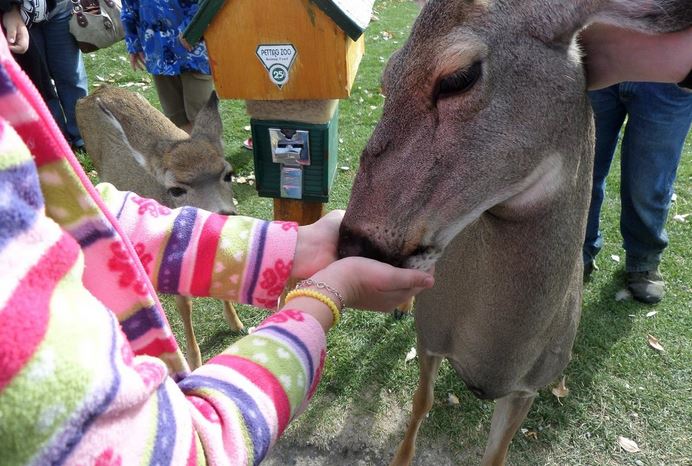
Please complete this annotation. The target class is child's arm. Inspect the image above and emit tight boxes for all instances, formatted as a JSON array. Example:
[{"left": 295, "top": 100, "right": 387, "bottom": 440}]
[
  {"left": 96, "top": 183, "right": 298, "bottom": 309},
  {"left": 0, "top": 120, "right": 327, "bottom": 466}
]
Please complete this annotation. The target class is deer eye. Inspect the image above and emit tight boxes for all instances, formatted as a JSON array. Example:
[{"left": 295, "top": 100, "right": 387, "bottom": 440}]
[
  {"left": 223, "top": 172, "right": 233, "bottom": 183},
  {"left": 436, "top": 61, "right": 482, "bottom": 100},
  {"left": 168, "top": 187, "right": 187, "bottom": 197}
]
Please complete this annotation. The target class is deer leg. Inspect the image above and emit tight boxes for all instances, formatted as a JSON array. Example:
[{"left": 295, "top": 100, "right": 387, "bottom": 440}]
[
  {"left": 480, "top": 392, "right": 536, "bottom": 466},
  {"left": 222, "top": 301, "right": 246, "bottom": 334},
  {"left": 390, "top": 350, "right": 442, "bottom": 466},
  {"left": 175, "top": 295, "right": 202, "bottom": 370},
  {"left": 393, "top": 297, "right": 415, "bottom": 320}
]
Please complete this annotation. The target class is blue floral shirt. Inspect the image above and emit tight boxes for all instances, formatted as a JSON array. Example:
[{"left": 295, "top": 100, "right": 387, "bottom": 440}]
[{"left": 121, "top": 0, "right": 210, "bottom": 76}]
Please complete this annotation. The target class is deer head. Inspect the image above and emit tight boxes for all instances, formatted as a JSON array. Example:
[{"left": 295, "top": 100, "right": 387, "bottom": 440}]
[
  {"left": 152, "top": 93, "right": 236, "bottom": 214},
  {"left": 91, "top": 89, "right": 236, "bottom": 215},
  {"left": 338, "top": 0, "right": 690, "bottom": 271}
]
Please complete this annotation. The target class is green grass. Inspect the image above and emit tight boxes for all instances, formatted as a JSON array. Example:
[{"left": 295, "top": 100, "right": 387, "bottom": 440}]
[{"left": 82, "top": 1, "right": 691, "bottom": 464}]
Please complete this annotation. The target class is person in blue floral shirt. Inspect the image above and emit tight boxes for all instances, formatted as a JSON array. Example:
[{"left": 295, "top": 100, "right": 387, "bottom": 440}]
[{"left": 121, "top": 0, "right": 213, "bottom": 132}]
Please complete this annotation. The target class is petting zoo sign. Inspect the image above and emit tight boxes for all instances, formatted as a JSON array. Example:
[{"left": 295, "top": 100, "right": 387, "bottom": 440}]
[{"left": 256, "top": 44, "right": 297, "bottom": 88}]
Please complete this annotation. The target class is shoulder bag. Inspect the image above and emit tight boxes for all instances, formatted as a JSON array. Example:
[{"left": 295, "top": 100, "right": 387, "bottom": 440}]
[{"left": 69, "top": 0, "right": 125, "bottom": 53}]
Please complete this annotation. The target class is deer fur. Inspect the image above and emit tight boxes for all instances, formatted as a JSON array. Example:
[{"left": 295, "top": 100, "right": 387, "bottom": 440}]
[
  {"left": 338, "top": 0, "right": 690, "bottom": 464},
  {"left": 76, "top": 86, "right": 241, "bottom": 369}
]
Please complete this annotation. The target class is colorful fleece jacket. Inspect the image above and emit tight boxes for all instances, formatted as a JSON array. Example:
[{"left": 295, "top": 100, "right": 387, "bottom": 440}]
[{"left": 0, "top": 32, "right": 326, "bottom": 465}]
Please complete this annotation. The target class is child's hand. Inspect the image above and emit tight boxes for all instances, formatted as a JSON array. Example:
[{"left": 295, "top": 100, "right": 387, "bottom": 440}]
[
  {"left": 129, "top": 52, "right": 146, "bottom": 71},
  {"left": 179, "top": 33, "right": 193, "bottom": 52},
  {"left": 292, "top": 210, "right": 344, "bottom": 279},
  {"left": 308, "top": 256, "right": 434, "bottom": 312},
  {"left": 3, "top": 6, "right": 28, "bottom": 54}
]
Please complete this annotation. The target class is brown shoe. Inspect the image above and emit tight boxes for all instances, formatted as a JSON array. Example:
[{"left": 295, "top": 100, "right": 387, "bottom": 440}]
[{"left": 627, "top": 269, "right": 665, "bottom": 304}]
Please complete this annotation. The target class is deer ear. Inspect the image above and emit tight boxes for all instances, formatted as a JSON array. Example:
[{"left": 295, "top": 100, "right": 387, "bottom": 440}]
[
  {"left": 590, "top": 0, "right": 691, "bottom": 33},
  {"left": 96, "top": 99, "right": 151, "bottom": 170},
  {"left": 190, "top": 91, "right": 223, "bottom": 144},
  {"left": 540, "top": 0, "right": 691, "bottom": 46}
]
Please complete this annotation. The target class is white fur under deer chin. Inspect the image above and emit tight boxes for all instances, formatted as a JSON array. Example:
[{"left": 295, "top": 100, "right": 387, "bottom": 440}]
[{"left": 405, "top": 248, "right": 442, "bottom": 272}]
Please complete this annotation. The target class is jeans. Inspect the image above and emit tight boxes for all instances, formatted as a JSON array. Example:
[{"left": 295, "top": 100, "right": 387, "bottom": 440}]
[
  {"left": 29, "top": 0, "right": 88, "bottom": 147},
  {"left": 583, "top": 82, "right": 692, "bottom": 272}
]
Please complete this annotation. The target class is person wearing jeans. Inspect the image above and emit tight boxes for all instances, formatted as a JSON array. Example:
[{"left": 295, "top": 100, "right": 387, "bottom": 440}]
[
  {"left": 583, "top": 82, "right": 692, "bottom": 303},
  {"left": 27, "top": 0, "right": 88, "bottom": 149}
]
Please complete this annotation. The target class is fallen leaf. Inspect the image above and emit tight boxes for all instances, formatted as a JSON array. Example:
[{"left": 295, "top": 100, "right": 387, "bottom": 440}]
[
  {"left": 611, "top": 254, "right": 620, "bottom": 263},
  {"left": 339, "top": 166, "right": 350, "bottom": 171},
  {"left": 645, "top": 311, "right": 657, "bottom": 318},
  {"left": 243, "top": 125, "right": 251, "bottom": 131},
  {"left": 236, "top": 176, "right": 247, "bottom": 184},
  {"left": 617, "top": 436, "right": 641, "bottom": 453},
  {"left": 615, "top": 289, "right": 632, "bottom": 301},
  {"left": 551, "top": 376, "right": 569, "bottom": 401},
  {"left": 95, "top": 75, "right": 106, "bottom": 82},
  {"left": 671, "top": 193, "right": 677, "bottom": 202},
  {"left": 247, "top": 326, "right": 256, "bottom": 334},
  {"left": 673, "top": 214, "right": 689, "bottom": 223},
  {"left": 405, "top": 347, "right": 417, "bottom": 363},
  {"left": 523, "top": 430, "right": 538, "bottom": 440},
  {"left": 647, "top": 334, "right": 664, "bottom": 352},
  {"left": 447, "top": 393, "right": 460, "bottom": 405}
]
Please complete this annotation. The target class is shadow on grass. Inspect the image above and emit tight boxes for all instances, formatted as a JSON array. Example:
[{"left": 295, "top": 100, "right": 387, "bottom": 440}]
[
  {"left": 501, "top": 268, "right": 648, "bottom": 461},
  {"left": 272, "top": 312, "right": 422, "bottom": 447},
  {"left": 279, "top": 268, "right": 650, "bottom": 464}
]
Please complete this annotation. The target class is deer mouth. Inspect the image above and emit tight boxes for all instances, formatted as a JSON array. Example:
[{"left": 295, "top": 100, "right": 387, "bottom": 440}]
[
  {"left": 404, "top": 245, "right": 442, "bottom": 272},
  {"left": 338, "top": 226, "right": 441, "bottom": 272}
]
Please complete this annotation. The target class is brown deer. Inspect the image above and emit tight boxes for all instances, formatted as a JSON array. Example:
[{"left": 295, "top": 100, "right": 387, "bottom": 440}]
[
  {"left": 76, "top": 86, "right": 241, "bottom": 370},
  {"left": 338, "top": 0, "right": 690, "bottom": 464}
]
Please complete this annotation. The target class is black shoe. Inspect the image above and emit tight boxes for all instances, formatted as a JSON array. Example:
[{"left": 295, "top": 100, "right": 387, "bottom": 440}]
[
  {"left": 583, "top": 260, "right": 596, "bottom": 282},
  {"left": 627, "top": 269, "right": 665, "bottom": 304}
]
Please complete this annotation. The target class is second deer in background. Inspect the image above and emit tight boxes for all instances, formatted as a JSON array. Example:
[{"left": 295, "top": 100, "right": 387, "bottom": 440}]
[{"left": 76, "top": 86, "right": 241, "bottom": 369}]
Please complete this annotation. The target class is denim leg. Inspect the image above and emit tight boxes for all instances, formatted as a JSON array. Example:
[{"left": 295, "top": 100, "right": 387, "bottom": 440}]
[
  {"left": 42, "top": 1, "right": 89, "bottom": 147},
  {"left": 583, "top": 85, "right": 627, "bottom": 265},
  {"left": 619, "top": 82, "right": 692, "bottom": 272},
  {"left": 25, "top": 25, "right": 66, "bottom": 135}
]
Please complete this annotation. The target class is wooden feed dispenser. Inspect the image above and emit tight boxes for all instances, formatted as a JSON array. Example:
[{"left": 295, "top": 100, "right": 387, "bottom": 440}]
[{"left": 183, "top": 0, "right": 375, "bottom": 224}]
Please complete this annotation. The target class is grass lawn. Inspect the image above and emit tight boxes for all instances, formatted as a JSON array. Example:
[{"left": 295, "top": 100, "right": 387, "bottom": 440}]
[{"left": 81, "top": 1, "right": 691, "bottom": 464}]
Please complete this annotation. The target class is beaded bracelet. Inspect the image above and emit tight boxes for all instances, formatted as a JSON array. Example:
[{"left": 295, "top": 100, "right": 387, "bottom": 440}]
[
  {"left": 285, "top": 289, "right": 341, "bottom": 325},
  {"left": 295, "top": 279, "right": 345, "bottom": 309}
]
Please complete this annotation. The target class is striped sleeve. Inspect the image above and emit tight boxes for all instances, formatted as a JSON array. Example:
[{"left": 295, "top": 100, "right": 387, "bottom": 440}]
[
  {"left": 0, "top": 124, "right": 327, "bottom": 466},
  {"left": 96, "top": 183, "right": 299, "bottom": 309},
  {"left": 178, "top": 309, "right": 327, "bottom": 465}
]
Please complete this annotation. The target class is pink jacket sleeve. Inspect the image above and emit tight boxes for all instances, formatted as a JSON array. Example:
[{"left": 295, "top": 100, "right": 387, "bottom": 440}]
[{"left": 96, "top": 183, "right": 299, "bottom": 309}]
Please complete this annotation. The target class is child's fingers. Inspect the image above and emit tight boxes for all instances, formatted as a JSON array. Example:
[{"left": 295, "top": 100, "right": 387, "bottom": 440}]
[{"left": 381, "top": 266, "right": 434, "bottom": 292}]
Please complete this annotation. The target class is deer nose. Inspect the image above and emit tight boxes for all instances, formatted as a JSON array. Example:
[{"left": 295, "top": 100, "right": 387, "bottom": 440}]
[{"left": 338, "top": 226, "right": 403, "bottom": 267}]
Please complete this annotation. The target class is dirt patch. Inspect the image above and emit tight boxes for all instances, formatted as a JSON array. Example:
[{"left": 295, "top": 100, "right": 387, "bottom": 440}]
[{"left": 263, "top": 388, "right": 482, "bottom": 465}]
